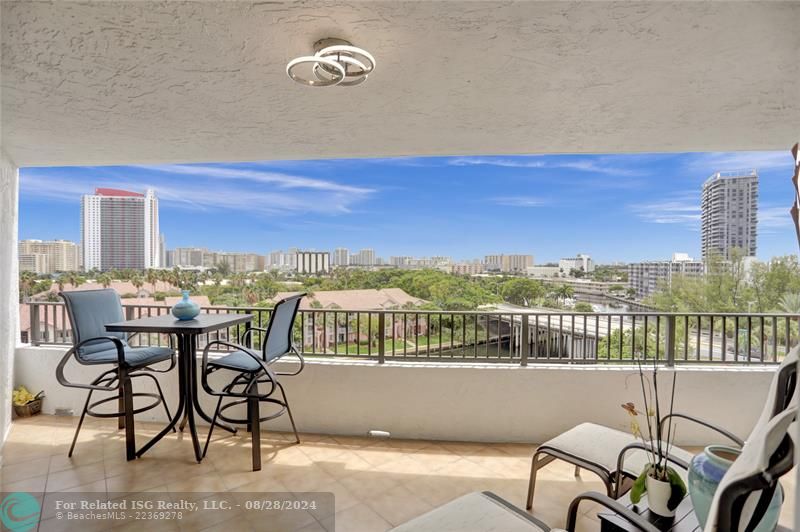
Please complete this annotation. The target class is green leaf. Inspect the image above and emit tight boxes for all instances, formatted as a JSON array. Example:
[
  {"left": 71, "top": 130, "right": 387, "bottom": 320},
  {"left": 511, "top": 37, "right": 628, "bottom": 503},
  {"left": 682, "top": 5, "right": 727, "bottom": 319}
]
[
  {"left": 666, "top": 467, "right": 687, "bottom": 510},
  {"left": 630, "top": 469, "right": 649, "bottom": 504}
]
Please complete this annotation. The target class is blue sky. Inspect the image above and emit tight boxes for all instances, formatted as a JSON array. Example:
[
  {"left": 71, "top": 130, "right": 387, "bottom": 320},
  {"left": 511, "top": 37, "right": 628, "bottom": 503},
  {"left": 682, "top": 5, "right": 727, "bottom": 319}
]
[{"left": 18, "top": 151, "right": 798, "bottom": 264}]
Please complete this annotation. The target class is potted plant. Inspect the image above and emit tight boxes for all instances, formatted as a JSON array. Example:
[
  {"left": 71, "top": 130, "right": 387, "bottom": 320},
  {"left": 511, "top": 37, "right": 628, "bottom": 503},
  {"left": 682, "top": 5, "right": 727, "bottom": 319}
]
[
  {"left": 12, "top": 385, "right": 44, "bottom": 417},
  {"left": 621, "top": 357, "right": 686, "bottom": 517}
]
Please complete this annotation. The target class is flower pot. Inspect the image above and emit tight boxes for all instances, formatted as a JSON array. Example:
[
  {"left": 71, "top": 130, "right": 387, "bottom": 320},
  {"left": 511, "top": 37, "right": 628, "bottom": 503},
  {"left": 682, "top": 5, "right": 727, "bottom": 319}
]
[
  {"left": 171, "top": 290, "right": 200, "bottom": 321},
  {"left": 646, "top": 475, "right": 676, "bottom": 518},
  {"left": 13, "top": 398, "right": 42, "bottom": 418},
  {"left": 689, "top": 445, "right": 782, "bottom": 531}
]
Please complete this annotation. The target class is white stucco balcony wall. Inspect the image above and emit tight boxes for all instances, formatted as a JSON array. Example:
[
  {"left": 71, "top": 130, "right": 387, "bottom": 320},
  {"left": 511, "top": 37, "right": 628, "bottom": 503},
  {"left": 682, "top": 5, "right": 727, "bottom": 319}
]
[
  {"left": 0, "top": 152, "right": 19, "bottom": 446},
  {"left": 15, "top": 345, "right": 773, "bottom": 446}
]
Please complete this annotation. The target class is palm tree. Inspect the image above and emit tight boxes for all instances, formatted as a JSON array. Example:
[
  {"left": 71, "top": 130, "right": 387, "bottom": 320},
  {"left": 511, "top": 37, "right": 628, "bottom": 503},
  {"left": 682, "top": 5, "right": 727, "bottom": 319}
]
[
  {"left": 145, "top": 269, "right": 159, "bottom": 294},
  {"left": 131, "top": 274, "right": 144, "bottom": 294},
  {"left": 779, "top": 293, "right": 800, "bottom": 315},
  {"left": 97, "top": 273, "right": 113, "bottom": 289},
  {"left": 18, "top": 271, "right": 37, "bottom": 301}
]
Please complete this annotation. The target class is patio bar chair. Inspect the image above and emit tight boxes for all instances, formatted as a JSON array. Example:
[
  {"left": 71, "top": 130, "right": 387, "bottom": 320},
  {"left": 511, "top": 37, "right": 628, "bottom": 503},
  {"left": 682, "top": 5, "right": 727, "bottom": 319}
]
[
  {"left": 56, "top": 289, "right": 176, "bottom": 461},
  {"left": 201, "top": 293, "right": 306, "bottom": 471}
]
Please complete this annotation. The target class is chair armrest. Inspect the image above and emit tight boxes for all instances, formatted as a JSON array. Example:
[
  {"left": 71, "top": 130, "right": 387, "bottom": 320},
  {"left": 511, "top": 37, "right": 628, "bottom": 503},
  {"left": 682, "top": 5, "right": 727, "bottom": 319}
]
[
  {"left": 239, "top": 326, "right": 268, "bottom": 348},
  {"left": 660, "top": 412, "right": 744, "bottom": 447},
  {"left": 56, "top": 336, "right": 126, "bottom": 391},
  {"left": 565, "top": 491, "right": 659, "bottom": 532},
  {"left": 274, "top": 346, "right": 305, "bottom": 376},
  {"left": 201, "top": 340, "right": 277, "bottom": 398}
]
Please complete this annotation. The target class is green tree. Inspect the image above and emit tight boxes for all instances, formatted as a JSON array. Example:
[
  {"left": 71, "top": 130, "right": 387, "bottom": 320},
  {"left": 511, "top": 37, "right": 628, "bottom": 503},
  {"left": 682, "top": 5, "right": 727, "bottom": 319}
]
[{"left": 500, "top": 278, "right": 545, "bottom": 307}]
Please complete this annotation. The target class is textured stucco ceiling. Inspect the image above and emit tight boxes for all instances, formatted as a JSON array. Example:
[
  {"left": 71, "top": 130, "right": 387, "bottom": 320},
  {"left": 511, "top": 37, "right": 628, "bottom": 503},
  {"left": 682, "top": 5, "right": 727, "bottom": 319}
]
[{"left": 2, "top": 1, "right": 799, "bottom": 167}]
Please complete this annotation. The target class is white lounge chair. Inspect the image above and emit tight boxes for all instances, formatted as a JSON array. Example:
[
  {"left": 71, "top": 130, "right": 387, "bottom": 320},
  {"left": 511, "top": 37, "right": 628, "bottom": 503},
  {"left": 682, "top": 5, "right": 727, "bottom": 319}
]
[
  {"left": 527, "top": 347, "right": 798, "bottom": 510},
  {"left": 392, "top": 392, "right": 796, "bottom": 531}
]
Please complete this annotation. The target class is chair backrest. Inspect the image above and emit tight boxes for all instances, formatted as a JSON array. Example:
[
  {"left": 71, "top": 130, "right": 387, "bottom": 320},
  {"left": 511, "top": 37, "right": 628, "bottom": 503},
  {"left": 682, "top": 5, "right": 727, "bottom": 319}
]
[
  {"left": 703, "top": 405, "right": 796, "bottom": 532},
  {"left": 749, "top": 345, "right": 798, "bottom": 438},
  {"left": 60, "top": 289, "right": 128, "bottom": 358},
  {"left": 260, "top": 293, "right": 305, "bottom": 362}
]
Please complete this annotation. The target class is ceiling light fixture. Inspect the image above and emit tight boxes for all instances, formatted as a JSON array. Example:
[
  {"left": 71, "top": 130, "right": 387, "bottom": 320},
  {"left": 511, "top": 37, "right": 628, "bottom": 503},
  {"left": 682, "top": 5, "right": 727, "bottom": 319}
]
[{"left": 287, "top": 38, "right": 376, "bottom": 87}]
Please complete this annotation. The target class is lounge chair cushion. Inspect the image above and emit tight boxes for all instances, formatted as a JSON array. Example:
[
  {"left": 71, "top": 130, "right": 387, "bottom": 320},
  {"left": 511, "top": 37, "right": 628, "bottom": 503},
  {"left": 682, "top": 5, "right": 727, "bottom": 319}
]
[
  {"left": 541, "top": 422, "right": 693, "bottom": 479},
  {"left": 391, "top": 491, "right": 554, "bottom": 532},
  {"left": 81, "top": 345, "right": 173, "bottom": 367},
  {"left": 207, "top": 349, "right": 264, "bottom": 372}
]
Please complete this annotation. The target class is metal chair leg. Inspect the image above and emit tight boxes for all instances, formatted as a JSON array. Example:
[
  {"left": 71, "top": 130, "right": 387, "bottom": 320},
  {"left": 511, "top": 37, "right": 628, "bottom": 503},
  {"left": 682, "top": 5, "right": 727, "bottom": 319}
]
[
  {"left": 277, "top": 382, "right": 300, "bottom": 444},
  {"left": 119, "top": 366, "right": 136, "bottom": 461},
  {"left": 574, "top": 465, "right": 581, "bottom": 478},
  {"left": 118, "top": 386, "right": 125, "bottom": 430},
  {"left": 152, "top": 375, "right": 176, "bottom": 433},
  {"left": 202, "top": 396, "right": 223, "bottom": 460},
  {"left": 526, "top": 452, "right": 541, "bottom": 510},
  {"left": 249, "top": 396, "right": 261, "bottom": 471},
  {"left": 69, "top": 389, "right": 94, "bottom": 457}
]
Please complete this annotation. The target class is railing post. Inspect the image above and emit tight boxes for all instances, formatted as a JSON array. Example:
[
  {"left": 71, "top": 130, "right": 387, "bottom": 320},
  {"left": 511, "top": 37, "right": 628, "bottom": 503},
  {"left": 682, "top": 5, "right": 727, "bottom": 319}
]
[
  {"left": 664, "top": 315, "right": 676, "bottom": 367},
  {"left": 125, "top": 305, "right": 135, "bottom": 321},
  {"left": 377, "top": 312, "right": 386, "bottom": 364},
  {"left": 520, "top": 314, "right": 529, "bottom": 367},
  {"left": 30, "top": 303, "right": 40, "bottom": 346}
]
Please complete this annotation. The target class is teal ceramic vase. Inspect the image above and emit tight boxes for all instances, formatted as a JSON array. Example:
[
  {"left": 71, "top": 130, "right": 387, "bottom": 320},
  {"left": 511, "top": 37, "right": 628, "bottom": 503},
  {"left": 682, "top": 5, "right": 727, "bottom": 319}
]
[
  {"left": 688, "top": 445, "right": 782, "bottom": 531},
  {"left": 171, "top": 290, "right": 200, "bottom": 321}
]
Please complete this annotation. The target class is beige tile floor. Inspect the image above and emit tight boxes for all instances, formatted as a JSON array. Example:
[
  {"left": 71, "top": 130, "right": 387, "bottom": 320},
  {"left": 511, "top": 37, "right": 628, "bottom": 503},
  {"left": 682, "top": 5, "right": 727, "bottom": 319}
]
[{"left": 0, "top": 415, "right": 794, "bottom": 532}]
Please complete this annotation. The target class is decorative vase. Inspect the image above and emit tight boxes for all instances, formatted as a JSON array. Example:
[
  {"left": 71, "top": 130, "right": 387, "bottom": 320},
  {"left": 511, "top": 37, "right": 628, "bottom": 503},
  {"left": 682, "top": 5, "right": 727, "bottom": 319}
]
[
  {"left": 646, "top": 475, "right": 676, "bottom": 518},
  {"left": 689, "top": 445, "right": 782, "bottom": 531},
  {"left": 171, "top": 290, "right": 200, "bottom": 321}
]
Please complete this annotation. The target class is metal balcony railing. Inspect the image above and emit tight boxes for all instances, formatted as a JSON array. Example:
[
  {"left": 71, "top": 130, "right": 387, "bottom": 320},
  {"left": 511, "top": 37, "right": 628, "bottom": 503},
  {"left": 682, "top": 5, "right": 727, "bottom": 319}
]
[{"left": 25, "top": 302, "right": 797, "bottom": 366}]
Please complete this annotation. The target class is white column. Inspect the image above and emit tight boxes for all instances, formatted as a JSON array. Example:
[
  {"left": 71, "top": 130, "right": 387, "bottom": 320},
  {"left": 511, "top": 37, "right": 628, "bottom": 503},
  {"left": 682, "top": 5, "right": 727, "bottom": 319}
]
[{"left": 0, "top": 149, "right": 19, "bottom": 446}]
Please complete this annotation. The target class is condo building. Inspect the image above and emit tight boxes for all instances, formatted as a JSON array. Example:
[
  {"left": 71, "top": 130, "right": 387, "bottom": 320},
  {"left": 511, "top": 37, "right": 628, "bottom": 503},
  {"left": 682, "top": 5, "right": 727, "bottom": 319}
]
[
  {"left": 333, "top": 247, "right": 350, "bottom": 267},
  {"left": 484, "top": 254, "right": 534, "bottom": 273},
  {"left": 628, "top": 253, "right": 706, "bottom": 299},
  {"left": 559, "top": 254, "right": 594, "bottom": 275},
  {"left": 297, "top": 251, "right": 331, "bottom": 274},
  {"left": 701, "top": 170, "right": 758, "bottom": 261},
  {"left": 80, "top": 188, "right": 159, "bottom": 271},
  {"left": 18, "top": 239, "right": 79, "bottom": 274}
]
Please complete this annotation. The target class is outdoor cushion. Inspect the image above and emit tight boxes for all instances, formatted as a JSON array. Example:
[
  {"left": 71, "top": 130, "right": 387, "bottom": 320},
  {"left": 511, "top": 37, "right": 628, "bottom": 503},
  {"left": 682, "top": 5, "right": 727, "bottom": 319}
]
[
  {"left": 542, "top": 422, "right": 693, "bottom": 480},
  {"left": 80, "top": 345, "right": 173, "bottom": 367},
  {"left": 391, "top": 491, "right": 554, "bottom": 532},
  {"left": 207, "top": 349, "right": 264, "bottom": 372}
]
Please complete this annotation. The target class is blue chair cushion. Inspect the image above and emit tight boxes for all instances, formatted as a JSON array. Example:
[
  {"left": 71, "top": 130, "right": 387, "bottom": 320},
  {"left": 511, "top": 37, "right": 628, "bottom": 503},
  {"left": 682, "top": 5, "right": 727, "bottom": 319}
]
[
  {"left": 80, "top": 345, "right": 173, "bottom": 367},
  {"left": 207, "top": 350, "right": 264, "bottom": 373}
]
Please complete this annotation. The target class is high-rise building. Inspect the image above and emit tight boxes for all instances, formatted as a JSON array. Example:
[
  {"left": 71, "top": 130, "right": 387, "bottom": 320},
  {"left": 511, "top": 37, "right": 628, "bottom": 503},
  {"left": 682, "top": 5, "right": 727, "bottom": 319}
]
[
  {"left": 559, "top": 254, "right": 594, "bottom": 275},
  {"left": 80, "top": 188, "right": 159, "bottom": 271},
  {"left": 628, "top": 253, "right": 705, "bottom": 298},
  {"left": 701, "top": 170, "right": 758, "bottom": 261},
  {"left": 484, "top": 254, "right": 534, "bottom": 273},
  {"left": 159, "top": 234, "right": 167, "bottom": 268},
  {"left": 351, "top": 248, "right": 376, "bottom": 267},
  {"left": 297, "top": 251, "right": 330, "bottom": 274},
  {"left": 18, "top": 239, "right": 79, "bottom": 274},
  {"left": 267, "top": 248, "right": 299, "bottom": 271},
  {"left": 173, "top": 247, "right": 207, "bottom": 268},
  {"left": 333, "top": 247, "right": 350, "bottom": 267}
]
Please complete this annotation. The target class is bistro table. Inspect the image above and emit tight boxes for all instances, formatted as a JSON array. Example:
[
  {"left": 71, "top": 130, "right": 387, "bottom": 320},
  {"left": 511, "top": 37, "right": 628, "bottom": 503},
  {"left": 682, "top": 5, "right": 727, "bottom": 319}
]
[{"left": 106, "top": 312, "right": 253, "bottom": 462}]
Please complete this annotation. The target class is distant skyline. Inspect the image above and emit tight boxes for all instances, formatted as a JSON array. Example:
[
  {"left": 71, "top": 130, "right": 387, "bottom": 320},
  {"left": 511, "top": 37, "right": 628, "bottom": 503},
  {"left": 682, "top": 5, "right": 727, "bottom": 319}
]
[{"left": 18, "top": 151, "right": 798, "bottom": 264}]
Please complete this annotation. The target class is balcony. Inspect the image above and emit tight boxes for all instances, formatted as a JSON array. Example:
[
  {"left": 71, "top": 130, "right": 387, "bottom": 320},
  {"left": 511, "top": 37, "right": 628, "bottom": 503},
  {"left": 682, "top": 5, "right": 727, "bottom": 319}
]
[
  {"left": 3, "top": 415, "right": 795, "bottom": 531},
  {"left": 1, "top": 1, "right": 799, "bottom": 530}
]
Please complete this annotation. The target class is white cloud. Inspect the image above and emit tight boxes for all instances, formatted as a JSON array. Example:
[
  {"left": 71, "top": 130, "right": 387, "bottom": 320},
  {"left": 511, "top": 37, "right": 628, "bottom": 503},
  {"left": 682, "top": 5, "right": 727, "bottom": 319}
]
[
  {"left": 490, "top": 196, "right": 548, "bottom": 207},
  {"left": 447, "top": 156, "right": 644, "bottom": 177},
  {"left": 20, "top": 165, "right": 374, "bottom": 216},
  {"left": 759, "top": 205, "right": 793, "bottom": 229},
  {"left": 686, "top": 151, "right": 792, "bottom": 175},
  {"left": 630, "top": 193, "right": 701, "bottom": 226},
  {"left": 140, "top": 164, "right": 373, "bottom": 195}
]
